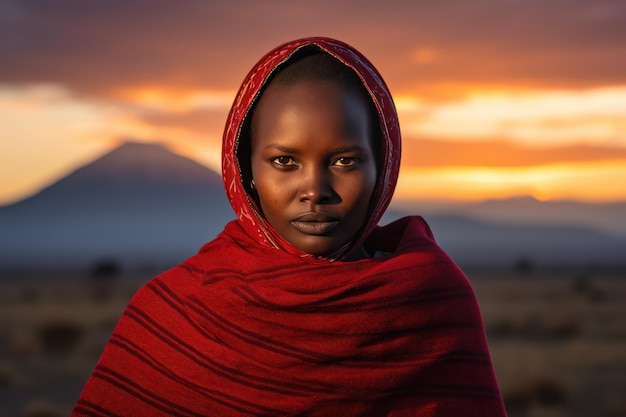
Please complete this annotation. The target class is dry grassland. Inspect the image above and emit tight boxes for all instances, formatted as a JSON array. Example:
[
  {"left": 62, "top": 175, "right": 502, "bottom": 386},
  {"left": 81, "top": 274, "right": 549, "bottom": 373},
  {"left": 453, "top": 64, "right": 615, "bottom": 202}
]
[{"left": 0, "top": 269, "right": 624, "bottom": 417}]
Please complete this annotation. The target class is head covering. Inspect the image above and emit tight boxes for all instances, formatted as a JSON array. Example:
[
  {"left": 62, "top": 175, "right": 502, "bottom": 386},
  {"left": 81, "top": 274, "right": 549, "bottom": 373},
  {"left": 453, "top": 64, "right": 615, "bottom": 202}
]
[{"left": 222, "top": 37, "right": 401, "bottom": 260}]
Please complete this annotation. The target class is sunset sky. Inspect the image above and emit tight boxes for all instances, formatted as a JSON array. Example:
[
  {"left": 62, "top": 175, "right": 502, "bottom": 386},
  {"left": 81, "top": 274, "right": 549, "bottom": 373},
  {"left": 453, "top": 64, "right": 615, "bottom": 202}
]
[{"left": 1, "top": 0, "right": 625, "bottom": 205}]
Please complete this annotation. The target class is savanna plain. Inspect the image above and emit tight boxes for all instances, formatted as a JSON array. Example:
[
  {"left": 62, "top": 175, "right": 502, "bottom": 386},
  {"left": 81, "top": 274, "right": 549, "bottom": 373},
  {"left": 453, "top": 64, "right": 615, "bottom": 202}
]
[{"left": 1, "top": 267, "right": 625, "bottom": 417}]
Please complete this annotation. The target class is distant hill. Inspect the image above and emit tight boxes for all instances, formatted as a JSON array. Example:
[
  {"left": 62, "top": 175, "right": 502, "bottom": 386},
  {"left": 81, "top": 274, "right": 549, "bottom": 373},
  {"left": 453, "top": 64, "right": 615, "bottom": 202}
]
[
  {"left": 409, "top": 214, "right": 626, "bottom": 269},
  {"left": 386, "top": 197, "right": 626, "bottom": 269},
  {"left": 1, "top": 142, "right": 625, "bottom": 272},
  {"left": 391, "top": 196, "right": 626, "bottom": 238}
]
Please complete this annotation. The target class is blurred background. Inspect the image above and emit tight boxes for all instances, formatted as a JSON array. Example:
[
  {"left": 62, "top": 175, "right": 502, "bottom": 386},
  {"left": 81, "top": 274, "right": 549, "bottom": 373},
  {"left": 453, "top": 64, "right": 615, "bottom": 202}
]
[{"left": 0, "top": 1, "right": 625, "bottom": 416}]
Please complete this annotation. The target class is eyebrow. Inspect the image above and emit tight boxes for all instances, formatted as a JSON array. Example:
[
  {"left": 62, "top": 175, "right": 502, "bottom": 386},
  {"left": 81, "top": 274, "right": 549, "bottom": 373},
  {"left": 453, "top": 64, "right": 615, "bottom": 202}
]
[
  {"left": 329, "top": 145, "right": 368, "bottom": 155},
  {"left": 264, "top": 144, "right": 302, "bottom": 154},
  {"left": 263, "top": 144, "right": 368, "bottom": 155}
]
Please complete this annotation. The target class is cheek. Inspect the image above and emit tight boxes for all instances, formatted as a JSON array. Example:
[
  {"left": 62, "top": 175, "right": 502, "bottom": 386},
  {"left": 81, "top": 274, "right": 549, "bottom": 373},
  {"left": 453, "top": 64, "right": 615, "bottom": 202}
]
[
  {"left": 342, "top": 170, "right": 377, "bottom": 205},
  {"left": 255, "top": 178, "right": 290, "bottom": 216},
  {"left": 361, "top": 163, "right": 379, "bottom": 197}
]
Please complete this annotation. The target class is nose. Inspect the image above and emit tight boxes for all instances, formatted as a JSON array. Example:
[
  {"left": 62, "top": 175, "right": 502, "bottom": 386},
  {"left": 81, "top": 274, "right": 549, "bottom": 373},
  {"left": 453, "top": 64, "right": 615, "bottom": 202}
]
[{"left": 299, "top": 166, "right": 334, "bottom": 204}]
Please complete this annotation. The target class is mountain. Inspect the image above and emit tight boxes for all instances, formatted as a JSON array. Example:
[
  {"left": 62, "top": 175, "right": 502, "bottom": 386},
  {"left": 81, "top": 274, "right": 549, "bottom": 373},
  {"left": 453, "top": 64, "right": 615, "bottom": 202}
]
[
  {"left": 392, "top": 196, "right": 626, "bottom": 238},
  {"left": 1, "top": 142, "right": 625, "bottom": 272},
  {"left": 0, "top": 142, "right": 234, "bottom": 270}
]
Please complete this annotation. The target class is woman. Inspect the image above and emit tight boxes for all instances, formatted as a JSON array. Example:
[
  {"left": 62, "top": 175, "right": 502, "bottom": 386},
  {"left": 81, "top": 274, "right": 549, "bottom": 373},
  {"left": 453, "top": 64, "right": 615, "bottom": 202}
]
[{"left": 72, "top": 37, "right": 507, "bottom": 417}]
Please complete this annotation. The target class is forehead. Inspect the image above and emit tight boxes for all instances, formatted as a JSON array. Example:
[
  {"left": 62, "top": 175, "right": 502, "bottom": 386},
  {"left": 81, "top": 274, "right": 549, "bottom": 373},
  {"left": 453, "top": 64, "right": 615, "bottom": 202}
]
[
  {"left": 252, "top": 81, "right": 378, "bottom": 130},
  {"left": 251, "top": 80, "right": 373, "bottom": 145},
  {"left": 258, "top": 79, "right": 369, "bottom": 113}
]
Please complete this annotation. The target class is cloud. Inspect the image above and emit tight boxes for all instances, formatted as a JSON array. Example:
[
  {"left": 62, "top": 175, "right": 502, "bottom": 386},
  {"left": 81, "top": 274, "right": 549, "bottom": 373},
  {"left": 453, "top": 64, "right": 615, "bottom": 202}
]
[
  {"left": 397, "top": 160, "right": 626, "bottom": 201},
  {"left": 402, "top": 138, "right": 626, "bottom": 168},
  {"left": 0, "top": 83, "right": 119, "bottom": 204},
  {"left": 1, "top": 0, "right": 624, "bottom": 97},
  {"left": 138, "top": 109, "right": 227, "bottom": 140},
  {"left": 112, "top": 87, "right": 235, "bottom": 113},
  {"left": 1, "top": 0, "right": 625, "bottom": 204},
  {"left": 399, "top": 86, "right": 626, "bottom": 146}
]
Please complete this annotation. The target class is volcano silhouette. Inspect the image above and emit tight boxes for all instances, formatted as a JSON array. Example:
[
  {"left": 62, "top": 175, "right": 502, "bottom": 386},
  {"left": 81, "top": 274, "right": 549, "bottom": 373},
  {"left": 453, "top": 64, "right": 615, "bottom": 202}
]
[{"left": 0, "top": 142, "right": 234, "bottom": 270}]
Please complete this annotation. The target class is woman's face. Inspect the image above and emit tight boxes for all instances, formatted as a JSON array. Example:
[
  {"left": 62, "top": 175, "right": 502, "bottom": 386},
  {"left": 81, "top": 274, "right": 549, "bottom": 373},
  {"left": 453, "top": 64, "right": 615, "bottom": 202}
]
[{"left": 251, "top": 80, "right": 378, "bottom": 258}]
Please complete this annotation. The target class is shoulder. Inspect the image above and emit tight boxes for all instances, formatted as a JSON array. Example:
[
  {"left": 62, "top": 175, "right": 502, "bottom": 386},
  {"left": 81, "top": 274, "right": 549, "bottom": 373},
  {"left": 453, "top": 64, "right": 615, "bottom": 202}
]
[
  {"left": 365, "top": 215, "right": 435, "bottom": 254},
  {"left": 125, "top": 223, "right": 241, "bottom": 305}
]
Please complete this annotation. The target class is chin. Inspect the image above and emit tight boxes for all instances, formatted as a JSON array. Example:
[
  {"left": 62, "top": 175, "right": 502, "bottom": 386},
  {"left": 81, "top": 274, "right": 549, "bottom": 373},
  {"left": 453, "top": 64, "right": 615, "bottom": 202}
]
[{"left": 293, "top": 237, "right": 343, "bottom": 258}]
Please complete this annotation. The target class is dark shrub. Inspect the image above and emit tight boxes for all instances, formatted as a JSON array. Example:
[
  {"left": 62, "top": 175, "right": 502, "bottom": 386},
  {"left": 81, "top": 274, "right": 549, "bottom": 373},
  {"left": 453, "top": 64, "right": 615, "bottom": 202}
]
[
  {"left": 532, "top": 378, "right": 568, "bottom": 405},
  {"left": 90, "top": 259, "right": 122, "bottom": 280},
  {"left": 37, "top": 320, "right": 84, "bottom": 355}
]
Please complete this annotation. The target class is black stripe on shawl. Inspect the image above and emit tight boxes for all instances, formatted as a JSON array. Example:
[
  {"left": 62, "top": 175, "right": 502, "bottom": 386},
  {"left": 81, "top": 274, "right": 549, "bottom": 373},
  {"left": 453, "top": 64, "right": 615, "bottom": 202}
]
[
  {"left": 91, "top": 365, "right": 209, "bottom": 417},
  {"left": 106, "top": 333, "right": 288, "bottom": 415},
  {"left": 73, "top": 399, "right": 123, "bottom": 416},
  {"left": 147, "top": 279, "right": 343, "bottom": 391},
  {"left": 231, "top": 283, "right": 475, "bottom": 313},
  {"left": 129, "top": 277, "right": 498, "bottom": 404},
  {"left": 122, "top": 282, "right": 347, "bottom": 400},
  {"left": 184, "top": 287, "right": 485, "bottom": 369}
]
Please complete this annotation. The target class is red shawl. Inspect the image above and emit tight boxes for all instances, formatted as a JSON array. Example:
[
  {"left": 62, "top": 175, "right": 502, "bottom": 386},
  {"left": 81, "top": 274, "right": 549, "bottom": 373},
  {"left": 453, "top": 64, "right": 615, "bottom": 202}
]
[{"left": 72, "top": 38, "right": 507, "bottom": 416}]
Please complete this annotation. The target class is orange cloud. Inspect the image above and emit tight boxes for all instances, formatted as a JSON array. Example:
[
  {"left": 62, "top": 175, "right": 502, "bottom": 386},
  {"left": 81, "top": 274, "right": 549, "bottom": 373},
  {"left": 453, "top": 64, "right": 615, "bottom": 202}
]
[
  {"left": 396, "top": 160, "right": 626, "bottom": 202},
  {"left": 112, "top": 87, "right": 235, "bottom": 113},
  {"left": 1, "top": 1, "right": 625, "bottom": 205},
  {"left": 402, "top": 139, "right": 626, "bottom": 168},
  {"left": 398, "top": 86, "right": 626, "bottom": 146}
]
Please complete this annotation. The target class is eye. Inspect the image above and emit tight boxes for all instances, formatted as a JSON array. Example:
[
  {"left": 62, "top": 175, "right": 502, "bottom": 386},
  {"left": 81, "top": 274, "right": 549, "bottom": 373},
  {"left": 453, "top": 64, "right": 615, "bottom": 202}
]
[
  {"left": 271, "top": 156, "right": 297, "bottom": 166},
  {"left": 333, "top": 157, "right": 359, "bottom": 167}
]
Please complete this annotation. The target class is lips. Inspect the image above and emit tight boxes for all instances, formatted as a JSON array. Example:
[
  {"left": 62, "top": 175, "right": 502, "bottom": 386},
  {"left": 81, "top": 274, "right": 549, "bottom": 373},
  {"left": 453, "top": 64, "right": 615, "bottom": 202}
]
[{"left": 291, "top": 212, "right": 340, "bottom": 235}]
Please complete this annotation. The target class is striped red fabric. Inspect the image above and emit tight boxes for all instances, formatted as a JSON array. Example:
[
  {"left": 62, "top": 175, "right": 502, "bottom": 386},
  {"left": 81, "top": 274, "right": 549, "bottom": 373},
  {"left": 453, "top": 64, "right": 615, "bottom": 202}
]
[
  {"left": 72, "top": 37, "right": 507, "bottom": 416},
  {"left": 72, "top": 217, "right": 506, "bottom": 416}
]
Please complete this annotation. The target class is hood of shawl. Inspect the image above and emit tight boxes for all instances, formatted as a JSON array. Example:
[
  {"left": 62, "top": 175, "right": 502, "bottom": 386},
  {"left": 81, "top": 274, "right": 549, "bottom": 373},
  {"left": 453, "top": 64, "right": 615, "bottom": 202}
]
[{"left": 221, "top": 37, "right": 401, "bottom": 260}]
